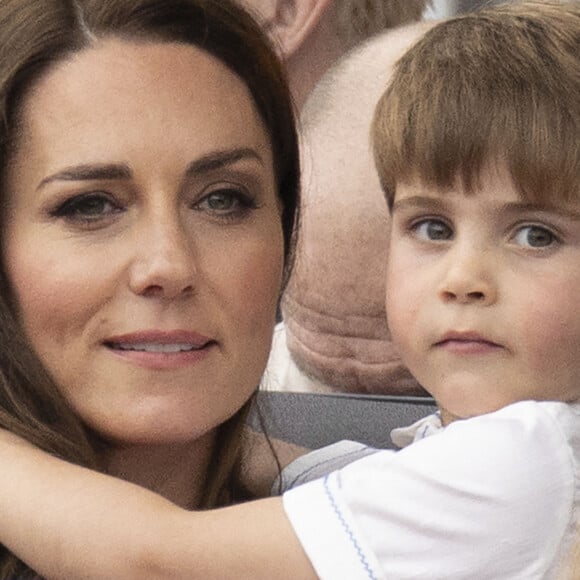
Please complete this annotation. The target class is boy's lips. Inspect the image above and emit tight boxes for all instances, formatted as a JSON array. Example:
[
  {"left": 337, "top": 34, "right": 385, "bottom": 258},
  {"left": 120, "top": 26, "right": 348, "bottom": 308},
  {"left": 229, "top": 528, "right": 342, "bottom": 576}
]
[{"left": 434, "top": 331, "right": 503, "bottom": 352}]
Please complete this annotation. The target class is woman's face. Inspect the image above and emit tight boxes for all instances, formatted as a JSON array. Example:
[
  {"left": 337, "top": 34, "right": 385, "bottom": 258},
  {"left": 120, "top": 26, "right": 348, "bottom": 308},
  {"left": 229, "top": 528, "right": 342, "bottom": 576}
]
[{"left": 3, "top": 39, "right": 284, "bottom": 445}]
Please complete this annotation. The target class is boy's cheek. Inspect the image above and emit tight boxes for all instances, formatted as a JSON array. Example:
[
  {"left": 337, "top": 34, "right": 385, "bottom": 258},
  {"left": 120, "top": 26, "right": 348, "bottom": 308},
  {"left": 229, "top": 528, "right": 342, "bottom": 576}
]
[
  {"left": 386, "top": 254, "right": 425, "bottom": 317},
  {"left": 385, "top": 286, "right": 419, "bottom": 361}
]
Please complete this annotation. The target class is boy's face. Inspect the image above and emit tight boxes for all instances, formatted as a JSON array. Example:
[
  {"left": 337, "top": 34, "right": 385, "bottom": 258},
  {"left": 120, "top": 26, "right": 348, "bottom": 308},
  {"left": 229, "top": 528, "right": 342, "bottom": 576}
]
[{"left": 386, "top": 165, "right": 580, "bottom": 423}]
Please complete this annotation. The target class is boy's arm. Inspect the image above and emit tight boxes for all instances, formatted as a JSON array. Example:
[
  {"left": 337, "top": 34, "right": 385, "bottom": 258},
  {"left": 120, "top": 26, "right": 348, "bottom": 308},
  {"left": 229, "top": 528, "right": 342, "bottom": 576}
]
[{"left": 0, "top": 429, "right": 317, "bottom": 580}]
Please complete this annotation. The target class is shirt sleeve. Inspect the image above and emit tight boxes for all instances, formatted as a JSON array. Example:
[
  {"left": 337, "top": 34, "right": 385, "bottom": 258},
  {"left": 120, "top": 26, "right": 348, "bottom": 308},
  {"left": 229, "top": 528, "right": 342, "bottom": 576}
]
[
  {"left": 283, "top": 401, "right": 576, "bottom": 580},
  {"left": 273, "top": 441, "right": 381, "bottom": 494}
]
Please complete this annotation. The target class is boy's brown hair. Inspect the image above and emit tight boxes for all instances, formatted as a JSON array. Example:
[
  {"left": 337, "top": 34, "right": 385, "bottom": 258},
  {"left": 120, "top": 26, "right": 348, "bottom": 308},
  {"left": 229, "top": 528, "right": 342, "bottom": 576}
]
[{"left": 372, "top": 1, "right": 580, "bottom": 208}]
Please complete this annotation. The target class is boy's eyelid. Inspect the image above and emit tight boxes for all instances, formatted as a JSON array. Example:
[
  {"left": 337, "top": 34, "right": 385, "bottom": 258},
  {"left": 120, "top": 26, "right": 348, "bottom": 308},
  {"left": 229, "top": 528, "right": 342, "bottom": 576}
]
[
  {"left": 391, "top": 197, "right": 453, "bottom": 231},
  {"left": 395, "top": 207, "right": 453, "bottom": 230},
  {"left": 412, "top": 217, "right": 454, "bottom": 240},
  {"left": 504, "top": 210, "right": 566, "bottom": 232},
  {"left": 509, "top": 225, "right": 561, "bottom": 251},
  {"left": 508, "top": 221, "right": 562, "bottom": 245}
]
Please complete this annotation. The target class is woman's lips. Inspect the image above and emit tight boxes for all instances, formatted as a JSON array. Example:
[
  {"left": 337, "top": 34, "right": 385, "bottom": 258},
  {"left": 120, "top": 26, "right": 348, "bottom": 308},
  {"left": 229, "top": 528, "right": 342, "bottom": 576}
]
[{"left": 103, "top": 330, "right": 217, "bottom": 369}]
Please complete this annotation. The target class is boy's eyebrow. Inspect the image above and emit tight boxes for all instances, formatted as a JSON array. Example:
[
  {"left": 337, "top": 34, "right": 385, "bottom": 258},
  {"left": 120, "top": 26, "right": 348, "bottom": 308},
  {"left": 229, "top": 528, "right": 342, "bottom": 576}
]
[
  {"left": 36, "top": 148, "right": 264, "bottom": 191},
  {"left": 496, "top": 201, "right": 580, "bottom": 221},
  {"left": 392, "top": 197, "right": 580, "bottom": 221},
  {"left": 391, "top": 196, "right": 447, "bottom": 213}
]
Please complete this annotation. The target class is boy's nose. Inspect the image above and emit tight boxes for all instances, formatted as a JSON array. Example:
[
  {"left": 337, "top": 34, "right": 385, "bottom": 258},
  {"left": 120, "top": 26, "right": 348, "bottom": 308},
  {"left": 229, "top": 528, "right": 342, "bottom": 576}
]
[
  {"left": 437, "top": 249, "right": 497, "bottom": 306},
  {"left": 128, "top": 217, "right": 197, "bottom": 300}
]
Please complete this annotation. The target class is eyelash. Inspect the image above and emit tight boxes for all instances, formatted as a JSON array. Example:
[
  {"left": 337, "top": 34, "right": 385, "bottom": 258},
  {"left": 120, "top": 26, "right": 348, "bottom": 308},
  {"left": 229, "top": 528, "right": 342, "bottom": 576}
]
[
  {"left": 402, "top": 215, "right": 562, "bottom": 252},
  {"left": 510, "top": 223, "right": 561, "bottom": 249},
  {"left": 50, "top": 186, "right": 259, "bottom": 229},
  {"left": 192, "top": 186, "right": 258, "bottom": 222},
  {"left": 50, "top": 192, "right": 123, "bottom": 226},
  {"left": 406, "top": 216, "right": 453, "bottom": 242}
]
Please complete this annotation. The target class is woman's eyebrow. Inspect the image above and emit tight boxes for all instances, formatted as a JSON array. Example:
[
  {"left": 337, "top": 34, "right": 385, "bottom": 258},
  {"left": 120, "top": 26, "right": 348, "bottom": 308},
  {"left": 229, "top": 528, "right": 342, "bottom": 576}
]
[
  {"left": 36, "top": 163, "right": 132, "bottom": 191},
  {"left": 183, "top": 148, "right": 264, "bottom": 178},
  {"left": 35, "top": 148, "right": 265, "bottom": 192}
]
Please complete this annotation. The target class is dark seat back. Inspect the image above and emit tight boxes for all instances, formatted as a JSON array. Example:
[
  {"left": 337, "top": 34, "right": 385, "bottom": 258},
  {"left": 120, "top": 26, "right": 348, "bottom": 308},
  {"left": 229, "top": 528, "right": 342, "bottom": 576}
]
[{"left": 251, "top": 391, "right": 437, "bottom": 449}]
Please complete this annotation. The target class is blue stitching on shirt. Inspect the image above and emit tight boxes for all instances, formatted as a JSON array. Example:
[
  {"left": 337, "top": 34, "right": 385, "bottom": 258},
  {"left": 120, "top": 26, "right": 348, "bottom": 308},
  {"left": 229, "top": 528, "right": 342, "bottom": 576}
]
[
  {"left": 419, "top": 423, "right": 430, "bottom": 439},
  {"left": 323, "top": 474, "right": 379, "bottom": 580}
]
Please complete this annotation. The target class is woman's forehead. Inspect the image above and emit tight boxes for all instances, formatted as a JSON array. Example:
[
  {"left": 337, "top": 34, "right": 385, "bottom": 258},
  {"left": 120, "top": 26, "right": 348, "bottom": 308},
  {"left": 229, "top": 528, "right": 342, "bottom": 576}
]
[{"left": 7, "top": 39, "right": 275, "bottom": 196}]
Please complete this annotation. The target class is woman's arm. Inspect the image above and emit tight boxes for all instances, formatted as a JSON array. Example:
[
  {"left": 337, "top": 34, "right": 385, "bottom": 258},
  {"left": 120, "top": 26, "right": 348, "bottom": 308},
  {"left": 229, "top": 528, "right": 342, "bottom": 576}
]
[
  {"left": 0, "top": 429, "right": 316, "bottom": 580},
  {"left": 1, "top": 402, "right": 574, "bottom": 579}
]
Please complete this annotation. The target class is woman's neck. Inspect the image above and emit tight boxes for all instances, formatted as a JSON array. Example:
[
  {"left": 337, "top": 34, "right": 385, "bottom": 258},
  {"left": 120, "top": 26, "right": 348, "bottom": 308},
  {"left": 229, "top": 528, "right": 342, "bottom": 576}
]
[{"left": 102, "top": 431, "right": 216, "bottom": 509}]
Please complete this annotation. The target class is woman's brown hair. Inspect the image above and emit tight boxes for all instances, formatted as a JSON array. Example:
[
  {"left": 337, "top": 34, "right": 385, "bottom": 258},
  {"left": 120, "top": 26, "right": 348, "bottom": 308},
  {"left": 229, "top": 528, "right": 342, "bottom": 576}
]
[
  {"left": 0, "top": 1, "right": 299, "bottom": 577},
  {"left": 372, "top": 0, "right": 580, "bottom": 208}
]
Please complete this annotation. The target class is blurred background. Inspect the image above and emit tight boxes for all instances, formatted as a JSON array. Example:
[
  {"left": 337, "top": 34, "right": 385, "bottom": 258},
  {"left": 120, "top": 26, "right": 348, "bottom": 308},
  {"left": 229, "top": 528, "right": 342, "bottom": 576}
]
[{"left": 425, "top": 0, "right": 506, "bottom": 18}]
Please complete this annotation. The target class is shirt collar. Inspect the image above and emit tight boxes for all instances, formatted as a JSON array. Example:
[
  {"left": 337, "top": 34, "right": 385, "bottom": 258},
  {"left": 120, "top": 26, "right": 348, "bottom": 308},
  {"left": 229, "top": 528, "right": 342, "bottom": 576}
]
[{"left": 390, "top": 411, "right": 444, "bottom": 448}]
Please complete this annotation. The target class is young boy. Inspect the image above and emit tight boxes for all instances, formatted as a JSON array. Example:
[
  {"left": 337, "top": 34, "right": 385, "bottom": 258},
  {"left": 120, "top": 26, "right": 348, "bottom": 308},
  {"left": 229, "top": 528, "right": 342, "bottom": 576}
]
[{"left": 0, "top": 1, "right": 579, "bottom": 578}]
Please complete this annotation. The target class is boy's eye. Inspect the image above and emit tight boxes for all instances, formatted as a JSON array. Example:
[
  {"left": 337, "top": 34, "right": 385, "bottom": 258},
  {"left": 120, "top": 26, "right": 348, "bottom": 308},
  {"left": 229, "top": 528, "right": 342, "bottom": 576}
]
[
  {"left": 413, "top": 219, "right": 453, "bottom": 241},
  {"left": 512, "top": 225, "right": 557, "bottom": 248}
]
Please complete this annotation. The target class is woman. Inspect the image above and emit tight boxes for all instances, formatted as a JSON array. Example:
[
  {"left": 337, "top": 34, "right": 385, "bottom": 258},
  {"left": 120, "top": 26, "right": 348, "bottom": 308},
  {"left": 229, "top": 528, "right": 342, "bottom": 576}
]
[
  {"left": 0, "top": 2, "right": 579, "bottom": 580},
  {"left": 0, "top": 0, "right": 299, "bottom": 576}
]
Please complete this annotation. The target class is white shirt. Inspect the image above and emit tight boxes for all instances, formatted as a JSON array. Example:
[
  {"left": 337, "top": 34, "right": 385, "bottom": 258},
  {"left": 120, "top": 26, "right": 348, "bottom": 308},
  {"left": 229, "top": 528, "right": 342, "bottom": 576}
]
[{"left": 283, "top": 400, "right": 580, "bottom": 579}]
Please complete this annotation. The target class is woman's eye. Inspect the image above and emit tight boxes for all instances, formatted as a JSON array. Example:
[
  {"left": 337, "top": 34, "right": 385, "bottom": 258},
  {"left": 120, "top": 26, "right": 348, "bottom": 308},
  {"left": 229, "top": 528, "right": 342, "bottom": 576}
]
[
  {"left": 195, "top": 188, "right": 256, "bottom": 218},
  {"left": 412, "top": 219, "right": 453, "bottom": 241},
  {"left": 204, "top": 190, "right": 238, "bottom": 211},
  {"left": 512, "top": 225, "right": 557, "bottom": 248},
  {"left": 53, "top": 193, "right": 121, "bottom": 222}
]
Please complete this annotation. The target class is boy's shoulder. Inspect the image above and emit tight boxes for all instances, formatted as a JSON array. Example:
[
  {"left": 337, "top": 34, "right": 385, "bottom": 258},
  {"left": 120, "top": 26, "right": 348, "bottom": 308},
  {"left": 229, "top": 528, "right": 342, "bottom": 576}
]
[
  {"left": 420, "top": 400, "right": 580, "bottom": 474},
  {"left": 473, "top": 398, "right": 580, "bottom": 422},
  {"left": 382, "top": 400, "right": 580, "bottom": 524},
  {"left": 333, "top": 400, "right": 580, "bottom": 517},
  {"left": 443, "top": 399, "right": 580, "bottom": 453},
  {"left": 317, "top": 399, "right": 580, "bottom": 517}
]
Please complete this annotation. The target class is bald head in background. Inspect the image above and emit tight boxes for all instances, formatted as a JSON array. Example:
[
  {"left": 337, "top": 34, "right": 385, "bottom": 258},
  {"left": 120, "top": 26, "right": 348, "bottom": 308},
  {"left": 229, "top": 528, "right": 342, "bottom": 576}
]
[
  {"left": 238, "top": 0, "right": 430, "bottom": 110},
  {"left": 266, "top": 22, "right": 434, "bottom": 395}
]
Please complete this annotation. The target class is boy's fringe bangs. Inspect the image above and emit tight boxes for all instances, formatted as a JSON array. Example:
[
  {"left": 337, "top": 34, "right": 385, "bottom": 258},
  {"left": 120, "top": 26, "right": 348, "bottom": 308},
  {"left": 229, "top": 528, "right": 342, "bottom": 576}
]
[{"left": 373, "top": 2, "right": 580, "bottom": 208}]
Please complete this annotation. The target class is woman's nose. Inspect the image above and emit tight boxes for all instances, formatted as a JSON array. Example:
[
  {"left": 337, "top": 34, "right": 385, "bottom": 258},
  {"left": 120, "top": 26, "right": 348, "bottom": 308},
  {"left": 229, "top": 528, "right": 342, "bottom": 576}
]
[
  {"left": 128, "top": 216, "right": 197, "bottom": 299},
  {"left": 437, "top": 246, "right": 497, "bottom": 306}
]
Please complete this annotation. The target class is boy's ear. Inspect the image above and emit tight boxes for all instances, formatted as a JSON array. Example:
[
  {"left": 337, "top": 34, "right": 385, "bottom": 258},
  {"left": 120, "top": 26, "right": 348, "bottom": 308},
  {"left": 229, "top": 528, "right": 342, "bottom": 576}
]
[{"left": 269, "top": 0, "right": 334, "bottom": 57}]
